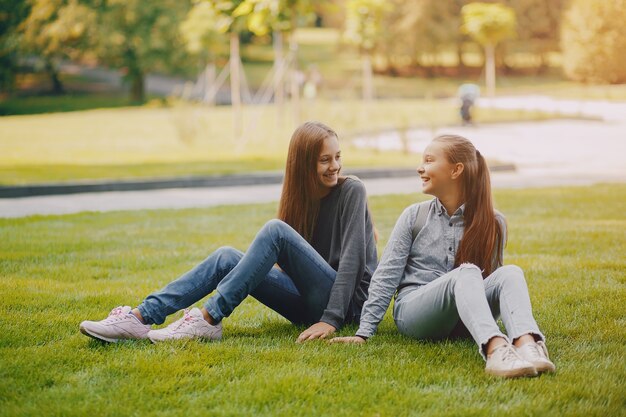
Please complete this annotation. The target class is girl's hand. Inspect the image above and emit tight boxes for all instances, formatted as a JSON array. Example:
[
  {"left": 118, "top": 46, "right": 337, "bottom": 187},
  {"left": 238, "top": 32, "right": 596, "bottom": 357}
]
[
  {"left": 328, "top": 336, "right": 366, "bottom": 344},
  {"left": 296, "top": 322, "right": 336, "bottom": 343}
]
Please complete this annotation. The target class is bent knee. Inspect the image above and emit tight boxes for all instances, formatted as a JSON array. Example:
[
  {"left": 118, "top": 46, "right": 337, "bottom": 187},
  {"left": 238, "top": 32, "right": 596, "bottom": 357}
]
[
  {"left": 492, "top": 264, "right": 527, "bottom": 288},
  {"left": 213, "top": 246, "right": 242, "bottom": 267},
  {"left": 457, "top": 263, "right": 483, "bottom": 280},
  {"left": 458, "top": 263, "right": 482, "bottom": 273},
  {"left": 499, "top": 264, "right": 524, "bottom": 277},
  {"left": 444, "top": 263, "right": 483, "bottom": 293},
  {"left": 261, "top": 219, "right": 290, "bottom": 235}
]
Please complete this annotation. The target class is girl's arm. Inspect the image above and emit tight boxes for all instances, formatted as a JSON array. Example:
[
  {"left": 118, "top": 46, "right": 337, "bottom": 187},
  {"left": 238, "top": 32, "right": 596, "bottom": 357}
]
[
  {"left": 354, "top": 204, "right": 419, "bottom": 339},
  {"left": 492, "top": 211, "right": 508, "bottom": 270},
  {"left": 318, "top": 180, "right": 372, "bottom": 330}
]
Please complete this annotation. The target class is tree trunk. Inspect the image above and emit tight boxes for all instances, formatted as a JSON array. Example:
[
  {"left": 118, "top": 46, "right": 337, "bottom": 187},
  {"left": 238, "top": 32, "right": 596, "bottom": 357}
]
[
  {"left": 204, "top": 62, "right": 216, "bottom": 105},
  {"left": 130, "top": 70, "right": 144, "bottom": 102},
  {"left": 273, "top": 30, "right": 284, "bottom": 108},
  {"left": 362, "top": 53, "right": 374, "bottom": 101},
  {"left": 456, "top": 38, "right": 467, "bottom": 73},
  {"left": 45, "top": 59, "right": 64, "bottom": 95},
  {"left": 230, "top": 32, "right": 242, "bottom": 138},
  {"left": 289, "top": 30, "right": 300, "bottom": 126},
  {"left": 485, "top": 43, "right": 496, "bottom": 97}
]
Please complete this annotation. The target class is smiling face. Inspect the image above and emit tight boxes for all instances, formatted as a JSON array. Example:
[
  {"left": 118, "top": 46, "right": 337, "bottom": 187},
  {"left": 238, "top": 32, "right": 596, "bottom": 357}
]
[
  {"left": 316, "top": 135, "right": 342, "bottom": 196},
  {"left": 417, "top": 140, "right": 460, "bottom": 199}
]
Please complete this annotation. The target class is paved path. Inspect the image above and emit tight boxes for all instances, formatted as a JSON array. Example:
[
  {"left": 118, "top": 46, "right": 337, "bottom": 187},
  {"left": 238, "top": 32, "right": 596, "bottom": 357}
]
[
  {"left": 1, "top": 96, "right": 624, "bottom": 218},
  {"left": 0, "top": 170, "right": 620, "bottom": 218}
]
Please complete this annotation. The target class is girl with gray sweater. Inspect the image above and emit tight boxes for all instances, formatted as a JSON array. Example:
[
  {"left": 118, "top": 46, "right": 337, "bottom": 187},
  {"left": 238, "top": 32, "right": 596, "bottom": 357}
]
[
  {"left": 331, "top": 134, "right": 555, "bottom": 378},
  {"left": 80, "top": 122, "right": 377, "bottom": 344}
]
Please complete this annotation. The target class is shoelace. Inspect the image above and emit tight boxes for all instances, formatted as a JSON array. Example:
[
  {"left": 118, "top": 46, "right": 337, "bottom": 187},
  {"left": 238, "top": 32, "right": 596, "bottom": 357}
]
[
  {"left": 102, "top": 306, "right": 128, "bottom": 323},
  {"left": 499, "top": 345, "right": 521, "bottom": 363},
  {"left": 171, "top": 309, "right": 198, "bottom": 331},
  {"left": 523, "top": 343, "right": 544, "bottom": 360}
]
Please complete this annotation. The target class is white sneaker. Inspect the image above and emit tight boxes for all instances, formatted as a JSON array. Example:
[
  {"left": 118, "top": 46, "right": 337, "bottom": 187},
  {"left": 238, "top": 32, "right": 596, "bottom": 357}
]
[
  {"left": 148, "top": 308, "right": 222, "bottom": 343},
  {"left": 516, "top": 341, "right": 556, "bottom": 374},
  {"left": 79, "top": 306, "right": 151, "bottom": 343},
  {"left": 485, "top": 344, "right": 538, "bottom": 378}
]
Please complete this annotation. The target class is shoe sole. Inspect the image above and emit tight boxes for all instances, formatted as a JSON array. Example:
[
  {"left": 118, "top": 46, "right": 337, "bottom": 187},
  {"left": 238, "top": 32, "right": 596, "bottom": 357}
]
[
  {"left": 148, "top": 333, "right": 222, "bottom": 344},
  {"left": 485, "top": 366, "right": 538, "bottom": 378},
  {"left": 79, "top": 325, "right": 121, "bottom": 343},
  {"left": 532, "top": 362, "right": 556, "bottom": 374}
]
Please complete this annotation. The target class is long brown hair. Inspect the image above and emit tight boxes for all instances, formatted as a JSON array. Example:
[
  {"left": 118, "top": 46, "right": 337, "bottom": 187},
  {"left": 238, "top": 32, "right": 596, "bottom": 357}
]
[
  {"left": 434, "top": 134, "right": 505, "bottom": 277},
  {"left": 277, "top": 121, "right": 339, "bottom": 241}
]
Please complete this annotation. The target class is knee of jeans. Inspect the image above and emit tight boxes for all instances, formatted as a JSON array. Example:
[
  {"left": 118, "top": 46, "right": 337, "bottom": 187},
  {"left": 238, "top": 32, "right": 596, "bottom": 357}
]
[
  {"left": 213, "top": 246, "right": 241, "bottom": 269},
  {"left": 448, "top": 263, "right": 481, "bottom": 291},
  {"left": 454, "top": 263, "right": 483, "bottom": 285},
  {"left": 261, "top": 218, "right": 288, "bottom": 236},
  {"left": 458, "top": 263, "right": 483, "bottom": 277},
  {"left": 497, "top": 264, "right": 526, "bottom": 287}
]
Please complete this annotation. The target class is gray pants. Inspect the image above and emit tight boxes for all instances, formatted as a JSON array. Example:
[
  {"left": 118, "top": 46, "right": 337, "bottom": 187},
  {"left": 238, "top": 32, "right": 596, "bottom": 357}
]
[{"left": 393, "top": 264, "right": 544, "bottom": 359}]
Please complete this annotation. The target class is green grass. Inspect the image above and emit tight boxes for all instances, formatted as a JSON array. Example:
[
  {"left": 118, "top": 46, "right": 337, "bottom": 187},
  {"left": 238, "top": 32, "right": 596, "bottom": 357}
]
[
  {"left": 0, "top": 93, "right": 147, "bottom": 116},
  {"left": 0, "top": 100, "right": 559, "bottom": 185},
  {"left": 1, "top": 184, "right": 625, "bottom": 416}
]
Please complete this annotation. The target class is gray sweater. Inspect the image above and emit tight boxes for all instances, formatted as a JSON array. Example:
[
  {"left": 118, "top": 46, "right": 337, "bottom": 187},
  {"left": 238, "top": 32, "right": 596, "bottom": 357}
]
[
  {"left": 311, "top": 176, "right": 378, "bottom": 329},
  {"left": 356, "top": 198, "right": 506, "bottom": 338}
]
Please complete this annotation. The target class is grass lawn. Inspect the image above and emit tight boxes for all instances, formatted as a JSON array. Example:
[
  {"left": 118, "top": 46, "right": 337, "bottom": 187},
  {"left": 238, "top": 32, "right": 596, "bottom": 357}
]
[
  {"left": 1, "top": 184, "right": 624, "bottom": 416},
  {"left": 0, "top": 99, "right": 559, "bottom": 185}
]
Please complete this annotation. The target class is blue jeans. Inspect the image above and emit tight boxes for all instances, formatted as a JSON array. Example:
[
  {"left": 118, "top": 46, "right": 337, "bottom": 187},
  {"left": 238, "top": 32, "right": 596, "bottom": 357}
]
[
  {"left": 393, "top": 264, "right": 545, "bottom": 360},
  {"left": 137, "top": 219, "right": 338, "bottom": 326}
]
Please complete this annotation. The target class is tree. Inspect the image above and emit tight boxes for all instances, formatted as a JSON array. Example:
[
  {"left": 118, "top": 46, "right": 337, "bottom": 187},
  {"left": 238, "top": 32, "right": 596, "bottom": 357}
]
[
  {"left": 561, "top": 0, "right": 626, "bottom": 84},
  {"left": 94, "top": 0, "right": 192, "bottom": 102},
  {"left": 18, "top": 0, "right": 95, "bottom": 94},
  {"left": 236, "top": 0, "right": 317, "bottom": 120},
  {"left": 0, "top": 0, "right": 30, "bottom": 93},
  {"left": 344, "top": 0, "right": 390, "bottom": 100},
  {"left": 507, "top": 0, "right": 565, "bottom": 73},
  {"left": 461, "top": 2, "right": 516, "bottom": 97},
  {"left": 180, "top": 1, "right": 228, "bottom": 105},
  {"left": 373, "top": 0, "right": 471, "bottom": 77}
]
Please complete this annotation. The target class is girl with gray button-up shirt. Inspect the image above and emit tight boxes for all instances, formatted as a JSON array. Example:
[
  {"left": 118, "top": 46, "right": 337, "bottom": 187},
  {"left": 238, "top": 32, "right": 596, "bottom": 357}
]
[{"left": 331, "top": 135, "right": 556, "bottom": 379}]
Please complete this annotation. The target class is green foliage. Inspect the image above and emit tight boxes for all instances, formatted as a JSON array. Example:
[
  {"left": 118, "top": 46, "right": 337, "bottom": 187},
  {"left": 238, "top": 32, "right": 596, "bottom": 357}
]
[
  {"left": 180, "top": 1, "right": 227, "bottom": 57},
  {"left": 184, "top": 0, "right": 314, "bottom": 39},
  {"left": 0, "top": 0, "right": 30, "bottom": 92},
  {"left": 19, "top": 0, "right": 95, "bottom": 58},
  {"left": 344, "top": 0, "right": 390, "bottom": 53},
  {"left": 0, "top": 185, "right": 625, "bottom": 416},
  {"left": 17, "top": 0, "right": 96, "bottom": 93},
  {"left": 561, "top": 0, "right": 626, "bottom": 84},
  {"left": 93, "top": 0, "right": 194, "bottom": 101},
  {"left": 461, "top": 2, "right": 517, "bottom": 47}
]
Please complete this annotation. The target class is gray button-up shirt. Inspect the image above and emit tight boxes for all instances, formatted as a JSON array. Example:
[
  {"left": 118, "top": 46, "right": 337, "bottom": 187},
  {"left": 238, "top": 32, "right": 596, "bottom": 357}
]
[{"left": 356, "top": 198, "right": 506, "bottom": 339}]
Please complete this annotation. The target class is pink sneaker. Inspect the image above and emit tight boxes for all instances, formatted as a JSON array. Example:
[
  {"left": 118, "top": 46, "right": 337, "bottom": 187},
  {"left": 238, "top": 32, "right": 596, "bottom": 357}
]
[
  {"left": 79, "top": 306, "right": 151, "bottom": 343},
  {"left": 148, "top": 308, "right": 222, "bottom": 343}
]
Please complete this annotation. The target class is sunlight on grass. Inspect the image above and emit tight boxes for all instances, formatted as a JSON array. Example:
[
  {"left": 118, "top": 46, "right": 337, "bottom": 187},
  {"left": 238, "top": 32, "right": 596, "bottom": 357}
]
[
  {"left": 0, "top": 99, "right": 561, "bottom": 185},
  {"left": 0, "top": 184, "right": 624, "bottom": 416}
]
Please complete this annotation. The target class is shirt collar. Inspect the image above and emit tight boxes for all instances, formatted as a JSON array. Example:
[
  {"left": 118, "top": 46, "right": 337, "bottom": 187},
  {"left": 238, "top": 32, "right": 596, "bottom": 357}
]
[{"left": 434, "top": 198, "right": 466, "bottom": 217}]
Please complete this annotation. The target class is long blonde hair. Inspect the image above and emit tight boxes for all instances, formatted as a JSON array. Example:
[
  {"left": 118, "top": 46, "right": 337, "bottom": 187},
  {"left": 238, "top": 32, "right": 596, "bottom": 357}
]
[
  {"left": 277, "top": 121, "right": 339, "bottom": 241},
  {"left": 434, "top": 134, "right": 505, "bottom": 277}
]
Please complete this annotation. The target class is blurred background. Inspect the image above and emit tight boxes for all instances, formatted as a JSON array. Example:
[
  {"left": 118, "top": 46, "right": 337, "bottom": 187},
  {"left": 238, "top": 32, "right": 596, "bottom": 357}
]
[{"left": 1, "top": 0, "right": 625, "bottom": 187}]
